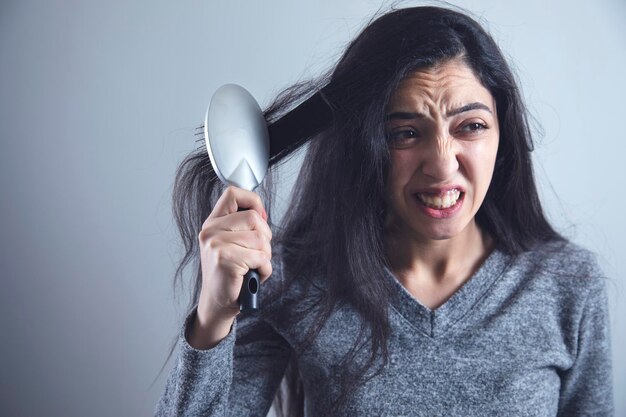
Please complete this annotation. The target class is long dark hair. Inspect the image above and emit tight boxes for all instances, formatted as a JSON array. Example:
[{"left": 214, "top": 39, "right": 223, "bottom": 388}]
[{"left": 168, "top": 5, "right": 561, "bottom": 416}]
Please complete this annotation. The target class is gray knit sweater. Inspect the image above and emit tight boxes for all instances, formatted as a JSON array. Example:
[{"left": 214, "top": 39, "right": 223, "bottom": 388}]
[{"left": 155, "top": 241, "right": 613, "bottom": 416}]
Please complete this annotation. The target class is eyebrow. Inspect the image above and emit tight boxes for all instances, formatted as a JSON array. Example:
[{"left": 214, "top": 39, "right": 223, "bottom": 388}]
[{"left": 386, "top": 102, "right": 492, "bottom": 120}]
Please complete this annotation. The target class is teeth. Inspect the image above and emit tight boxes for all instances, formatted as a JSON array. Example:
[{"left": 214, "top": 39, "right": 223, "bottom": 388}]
[{"left": 416, "top": 189, "right": 461, "bottom": 209}]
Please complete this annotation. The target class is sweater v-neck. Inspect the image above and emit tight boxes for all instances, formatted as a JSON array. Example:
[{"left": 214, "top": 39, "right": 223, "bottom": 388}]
[{"left": 384, "top": 248, "right": 512, "bottom": 338}]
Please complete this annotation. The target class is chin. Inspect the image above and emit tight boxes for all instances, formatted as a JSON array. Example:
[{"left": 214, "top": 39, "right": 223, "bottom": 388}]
[
  {"left": 415, "top": 223, "right": 466, "bottom": 241},
  {"left": 430, "top": 233, "right": 457, "bottom": 241},
  {"left": 422, "top": 231, "right": 458, "bottom": 241}
]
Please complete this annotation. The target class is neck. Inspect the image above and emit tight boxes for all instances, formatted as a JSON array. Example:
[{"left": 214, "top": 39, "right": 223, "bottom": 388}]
[{"left": 385, "top": 220, "right": 493, "bottom": 286}]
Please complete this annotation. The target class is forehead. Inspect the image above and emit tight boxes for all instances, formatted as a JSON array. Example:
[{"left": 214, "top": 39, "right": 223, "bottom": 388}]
[{"left": 388, "top": 59, "right": 494, "bottom": 110}]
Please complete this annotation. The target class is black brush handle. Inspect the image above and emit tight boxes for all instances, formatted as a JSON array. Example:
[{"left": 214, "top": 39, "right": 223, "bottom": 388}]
[{"left": 238, "top": 269, "right": 259, "bottom": 312}]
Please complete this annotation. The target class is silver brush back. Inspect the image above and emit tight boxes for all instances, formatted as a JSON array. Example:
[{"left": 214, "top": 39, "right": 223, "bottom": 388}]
[{"left": 203, "top": 84, "right": 269, "bottom": 191}]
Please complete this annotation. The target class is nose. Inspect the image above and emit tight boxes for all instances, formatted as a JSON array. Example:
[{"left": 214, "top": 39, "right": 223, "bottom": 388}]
[{"left": 420, "top": 134, "right": 459, "bottom": 180}]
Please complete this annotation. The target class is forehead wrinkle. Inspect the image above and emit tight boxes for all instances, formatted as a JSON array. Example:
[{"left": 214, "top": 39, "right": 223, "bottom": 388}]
[{"left": 388, "top": 65, "right": 494, "bottom": 120}]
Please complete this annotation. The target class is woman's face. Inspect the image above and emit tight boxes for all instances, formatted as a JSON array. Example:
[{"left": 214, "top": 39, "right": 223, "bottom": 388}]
[{"left": 385, "top": 59, "right": 499, "bottom": 243}]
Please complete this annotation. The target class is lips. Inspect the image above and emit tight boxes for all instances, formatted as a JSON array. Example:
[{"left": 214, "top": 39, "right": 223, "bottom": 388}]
[
  {"left": 413, "top": 186, "right": 465, "bottom": 208},
  {"left": 415, "top": 189, "right": 462, "bottom": 209}
]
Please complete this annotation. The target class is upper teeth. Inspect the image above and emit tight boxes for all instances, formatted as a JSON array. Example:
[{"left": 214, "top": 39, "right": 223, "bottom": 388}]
[{"left": 416, "top": 189, "right": 461, "bottom": 209}]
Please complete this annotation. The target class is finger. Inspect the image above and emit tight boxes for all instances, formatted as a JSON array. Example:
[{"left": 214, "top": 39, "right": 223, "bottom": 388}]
[
  {"left": 203, "top": 209, "right": 271, "bottom": 239},
  {"left": 208, "top": 186, "right": 267, "bottom": 222},
  {"left": 220, "top": 211, "right": 272, "bottom": 238},
  {"left": 220, "top": 230, "right": 271, "bottom": 254},
  {"left": 257, "top": 259, "right": 273, "bottom": 283},
  {"left": 218, "top": 244, "right": 271, "bottom": 277}
]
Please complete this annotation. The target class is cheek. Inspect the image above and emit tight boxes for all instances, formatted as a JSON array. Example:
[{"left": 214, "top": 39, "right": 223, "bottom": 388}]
[
  {"left": 387, "top": 152, "right": 416, "bottom": 195},
  {"left": 461, "top": 139, "right": 498, "bottom": 193}
]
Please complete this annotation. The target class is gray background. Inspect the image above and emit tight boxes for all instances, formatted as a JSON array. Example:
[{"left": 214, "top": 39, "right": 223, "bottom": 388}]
[{"left": 1, "top": 0, "right": 624, "bottom": 416}]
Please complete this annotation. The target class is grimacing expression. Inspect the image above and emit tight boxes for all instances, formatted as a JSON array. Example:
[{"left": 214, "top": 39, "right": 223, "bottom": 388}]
[{"left": 385, "top": 58, "right": 499, "bottom": 243}]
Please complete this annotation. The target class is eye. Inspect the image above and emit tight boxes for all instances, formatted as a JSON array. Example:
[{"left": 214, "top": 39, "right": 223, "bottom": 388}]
[
  {"left": 459, "top": 121, "right": 488, "bottom": 134},
  {"left": 387, "top": 128, "right": 421, "bottom": 148}
]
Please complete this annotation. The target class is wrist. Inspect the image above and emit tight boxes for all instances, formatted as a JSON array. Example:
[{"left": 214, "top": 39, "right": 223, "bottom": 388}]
[
  {"left": 196, "top": 300, "right": 238, "bottom": 327},
  {"left": 187, "top": 307, "right": 235, "bottom": 350}
]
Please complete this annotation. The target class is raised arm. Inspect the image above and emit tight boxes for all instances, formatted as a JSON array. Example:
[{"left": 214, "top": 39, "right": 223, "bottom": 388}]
[
  {"left": 155, "top": 305, "right": 291, "bottom": 417},
  {"left": 156, "top": 186, "right": 291, "bottom": 416}
]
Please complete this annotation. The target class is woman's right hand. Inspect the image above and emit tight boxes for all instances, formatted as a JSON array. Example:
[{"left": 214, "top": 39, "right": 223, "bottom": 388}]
[{"left": 188, "top": 186, "right": 272, "bottom": 349}]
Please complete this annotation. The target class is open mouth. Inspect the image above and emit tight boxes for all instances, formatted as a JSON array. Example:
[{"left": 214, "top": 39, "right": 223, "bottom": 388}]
[{"left": 414, "top": 189, "right": 463, "bottom": 209}]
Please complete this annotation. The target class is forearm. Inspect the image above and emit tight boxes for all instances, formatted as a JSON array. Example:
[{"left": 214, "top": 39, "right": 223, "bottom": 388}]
[
  {"left": 155, "top": 308, "right": 236, "bottom": 417},
  {"left": 155, "top": 304, "right": 292, "bottom": 417}
]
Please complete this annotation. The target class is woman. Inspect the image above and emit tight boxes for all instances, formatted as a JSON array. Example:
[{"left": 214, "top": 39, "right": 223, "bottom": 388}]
[{"left": 156, "top": 6, "right": 613, "bottom": 416}]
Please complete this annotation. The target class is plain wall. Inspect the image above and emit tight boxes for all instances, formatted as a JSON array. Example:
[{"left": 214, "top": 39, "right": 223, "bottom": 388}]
[{"left": 1, "top": 0, "right": 624, "bottom": 416}]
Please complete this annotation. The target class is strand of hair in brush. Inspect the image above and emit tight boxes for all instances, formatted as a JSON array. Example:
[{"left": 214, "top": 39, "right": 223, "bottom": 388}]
[{"left": 267, "top": 89, "right": 333, "bottom": 160}]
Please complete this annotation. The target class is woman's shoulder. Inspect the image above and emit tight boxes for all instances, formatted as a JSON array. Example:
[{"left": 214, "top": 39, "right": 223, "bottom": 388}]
[
  {"left": 532, "top": 238, "right": 601, "bottom": 271},
  {"left": 254, "top": 242, "right": 332, "bottom": 344},
  {"left": 526, "top": 239, "right": 600, "bottom": 270},
  {"left": 511, "top": 238, "right": 607, "bottom": 298},
  {"left": 260, "top": 242, "right": 327, "bottom": 313}
]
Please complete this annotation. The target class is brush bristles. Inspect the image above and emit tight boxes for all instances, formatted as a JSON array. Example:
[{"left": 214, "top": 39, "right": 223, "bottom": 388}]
[{"left": 196, "top": 124, "right": 206, "bottom": 149}]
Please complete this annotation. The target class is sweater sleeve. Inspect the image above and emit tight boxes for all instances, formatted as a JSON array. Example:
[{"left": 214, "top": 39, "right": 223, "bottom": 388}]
[
  {"left": 557, "top": 273, "right": 614, "bottom": 416},
  {"left": 154, "top": 305, "right": 292, "bottom": 417}
]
